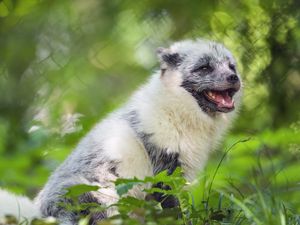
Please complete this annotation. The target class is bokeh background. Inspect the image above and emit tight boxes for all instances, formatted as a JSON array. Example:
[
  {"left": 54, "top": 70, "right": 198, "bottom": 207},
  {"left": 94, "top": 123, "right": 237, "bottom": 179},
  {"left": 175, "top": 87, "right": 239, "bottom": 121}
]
[{"left": 0, "top": 0, "right": 299, "bottom": 215}]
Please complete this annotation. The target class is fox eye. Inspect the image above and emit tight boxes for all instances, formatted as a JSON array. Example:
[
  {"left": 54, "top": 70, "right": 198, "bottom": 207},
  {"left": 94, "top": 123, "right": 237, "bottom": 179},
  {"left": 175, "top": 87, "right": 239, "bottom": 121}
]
[
  {"left": 192, "top": 64, "right": 213, "bottom": 73},
  {"left": 229, "top": 63, "right": 236, "bottom": 72},
  {"left": 199, "top": 65, "right": 210, "bottom": 70}
]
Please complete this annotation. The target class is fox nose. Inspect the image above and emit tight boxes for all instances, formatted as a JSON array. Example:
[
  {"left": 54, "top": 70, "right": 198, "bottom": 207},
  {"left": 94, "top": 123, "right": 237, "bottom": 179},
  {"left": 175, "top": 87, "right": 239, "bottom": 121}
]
[{"left": 226, "top": 74, "right": 239, "bottom": 84}]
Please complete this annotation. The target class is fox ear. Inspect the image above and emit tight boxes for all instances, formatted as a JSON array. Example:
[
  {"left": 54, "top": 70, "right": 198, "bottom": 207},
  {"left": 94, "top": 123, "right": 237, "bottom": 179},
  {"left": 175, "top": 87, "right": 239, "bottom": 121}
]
[{"left": 156, "top": 47, "right": 182, "bottom": 69}]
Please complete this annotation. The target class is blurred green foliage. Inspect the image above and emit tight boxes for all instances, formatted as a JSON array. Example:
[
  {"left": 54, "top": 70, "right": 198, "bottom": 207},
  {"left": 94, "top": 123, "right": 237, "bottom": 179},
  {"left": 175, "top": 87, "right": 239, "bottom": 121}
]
[{"left": 0, "top": 0, "right": 299, "bottom": 222}]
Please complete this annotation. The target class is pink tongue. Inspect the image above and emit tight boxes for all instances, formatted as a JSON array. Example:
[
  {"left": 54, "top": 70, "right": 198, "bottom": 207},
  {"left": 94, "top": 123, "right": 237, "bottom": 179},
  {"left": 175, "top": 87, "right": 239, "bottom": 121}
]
[{"left": 214, "top": 92, "right": 234, "bottom": 108}]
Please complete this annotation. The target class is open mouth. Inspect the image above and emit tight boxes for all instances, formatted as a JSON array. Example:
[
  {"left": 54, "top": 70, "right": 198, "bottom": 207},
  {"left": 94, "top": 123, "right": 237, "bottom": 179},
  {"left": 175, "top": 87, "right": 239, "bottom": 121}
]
[
  {"left": 203, "top": 88, "right": 237, "bottom": 112},
  {"left": 181, "top": 79, "right": 240, "bottom": 114}
]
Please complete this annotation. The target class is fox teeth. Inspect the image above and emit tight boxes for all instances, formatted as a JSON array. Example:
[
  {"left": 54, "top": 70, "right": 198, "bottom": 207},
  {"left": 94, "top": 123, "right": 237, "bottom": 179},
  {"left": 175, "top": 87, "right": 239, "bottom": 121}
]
[
  {"left": 208, "top": 91, "right": 215, "bottom": 99},
  {"left": 222, "top": 99, "right": 226, "bottom": 105}
]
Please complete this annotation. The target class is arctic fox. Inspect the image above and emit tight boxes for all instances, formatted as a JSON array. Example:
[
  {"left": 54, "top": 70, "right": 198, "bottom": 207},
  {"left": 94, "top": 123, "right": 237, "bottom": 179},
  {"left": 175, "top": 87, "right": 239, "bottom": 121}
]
[{"left": 1, "top": 39, "right": 242, "bottom": 225}]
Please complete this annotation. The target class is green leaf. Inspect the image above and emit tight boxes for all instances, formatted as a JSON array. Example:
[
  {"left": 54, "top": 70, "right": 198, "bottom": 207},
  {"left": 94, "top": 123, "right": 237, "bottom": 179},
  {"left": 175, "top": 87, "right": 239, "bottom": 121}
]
[
  {"left": 115, "top": 179, "right": 143, "bottom": 196},
  {"left": 64, "top": 184, "right": 99, "bottom": 199}
]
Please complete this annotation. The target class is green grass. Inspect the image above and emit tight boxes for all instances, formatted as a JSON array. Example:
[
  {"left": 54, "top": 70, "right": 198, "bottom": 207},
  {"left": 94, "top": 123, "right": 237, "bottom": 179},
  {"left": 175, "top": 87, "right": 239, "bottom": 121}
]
[{"left": 2, "top": 129, "right": 300, "bottom": 225}]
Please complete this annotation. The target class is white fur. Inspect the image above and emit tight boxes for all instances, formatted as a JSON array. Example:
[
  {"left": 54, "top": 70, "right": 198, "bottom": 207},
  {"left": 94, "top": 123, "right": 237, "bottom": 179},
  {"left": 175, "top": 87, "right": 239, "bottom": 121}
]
[
  {"left": 113, "top": 71, "right": 238, "bottom": 181},
  {"left": 0, "top": 189, "right": 40, "bottom": 220}
]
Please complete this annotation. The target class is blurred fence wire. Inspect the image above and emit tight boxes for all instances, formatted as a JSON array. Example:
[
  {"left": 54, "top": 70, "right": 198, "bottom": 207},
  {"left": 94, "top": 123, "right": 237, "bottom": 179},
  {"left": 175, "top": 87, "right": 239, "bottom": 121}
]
[{"left": 0, "top": 0, "right": 299, "bottom": 196}]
